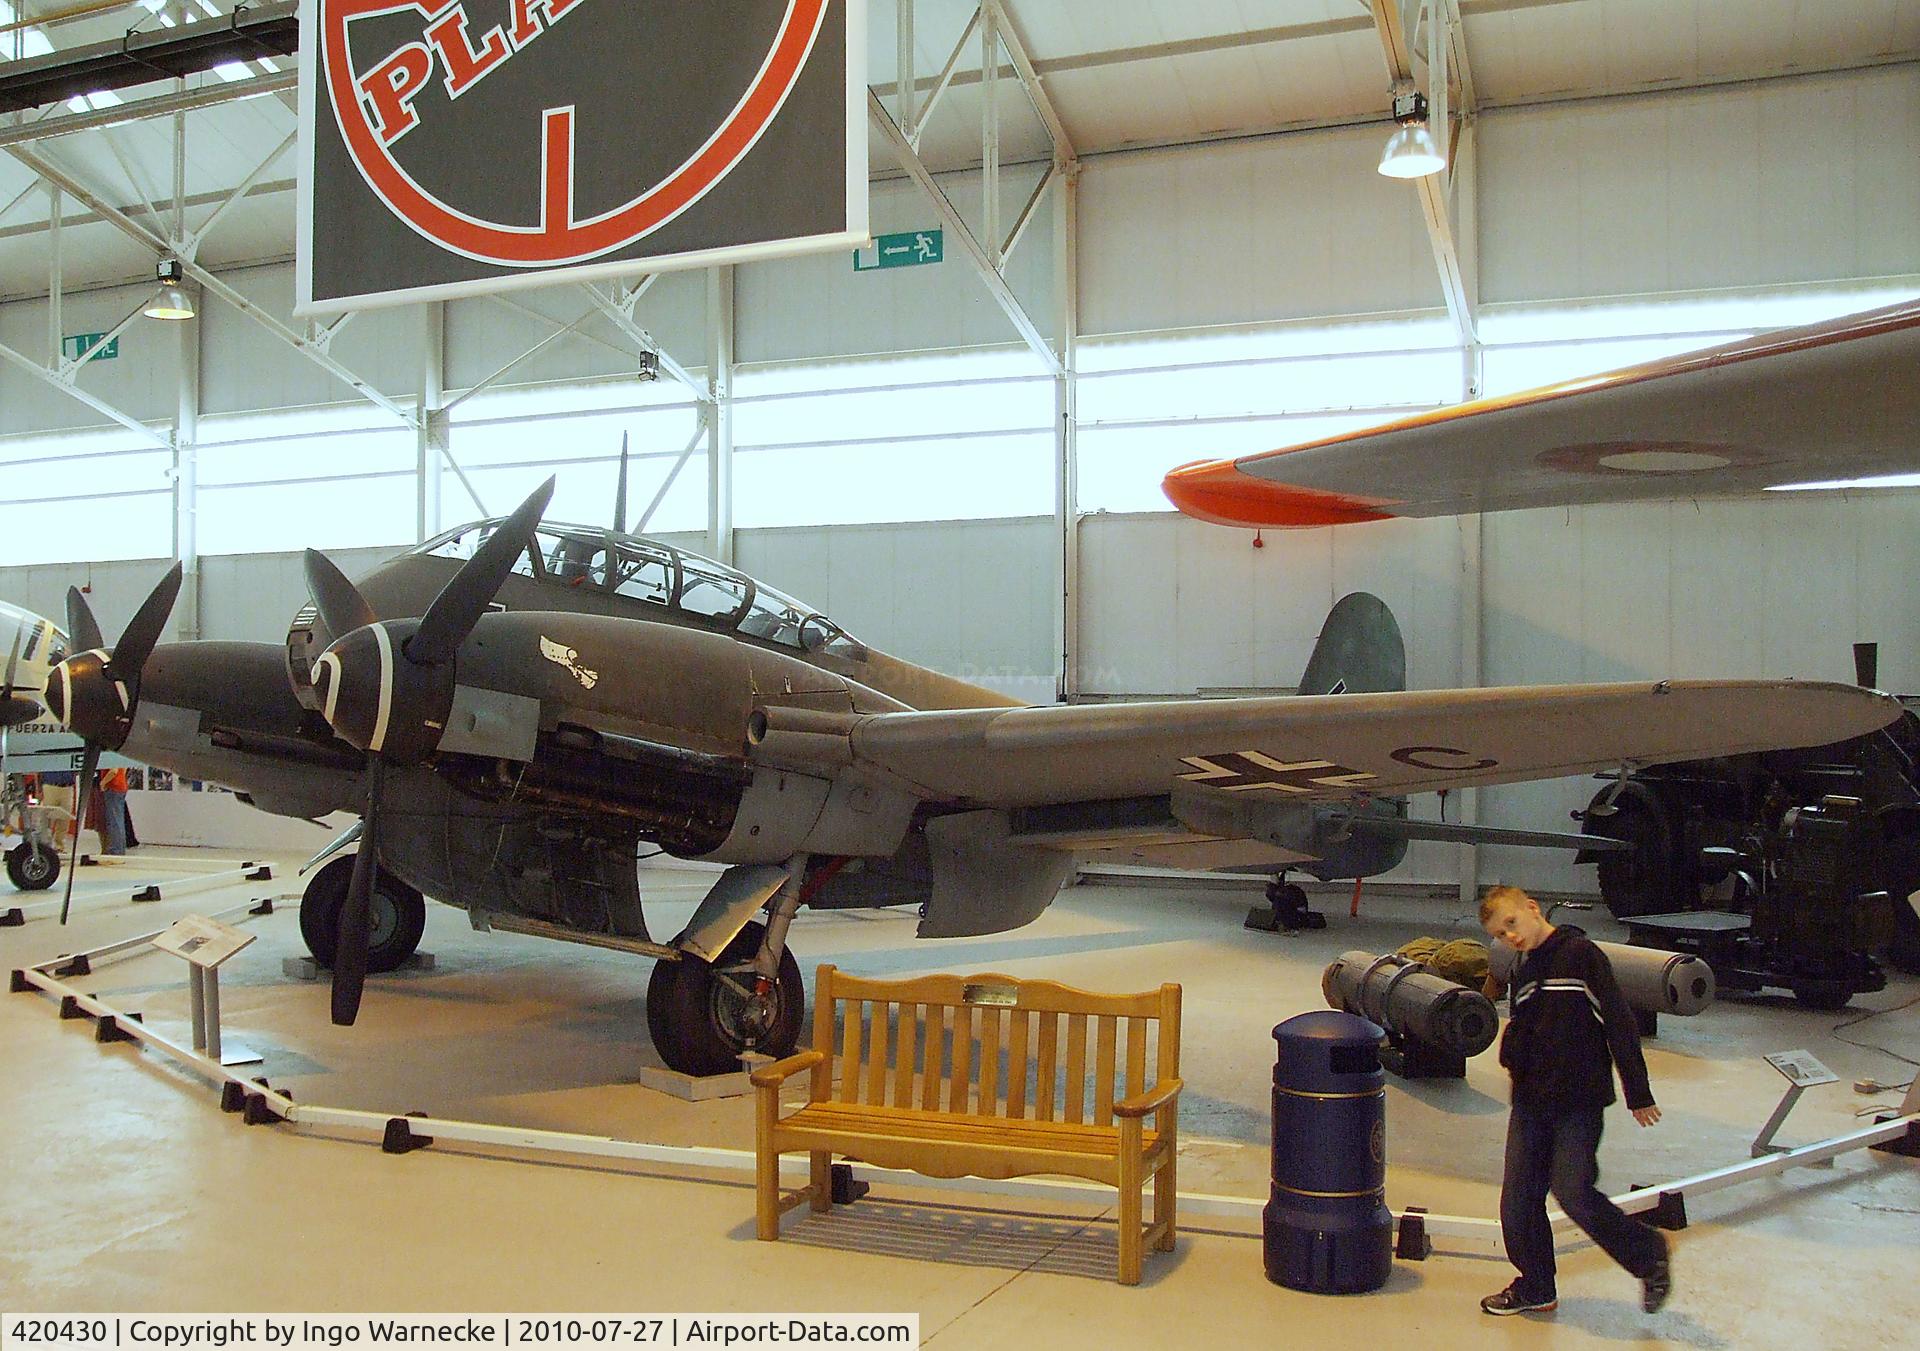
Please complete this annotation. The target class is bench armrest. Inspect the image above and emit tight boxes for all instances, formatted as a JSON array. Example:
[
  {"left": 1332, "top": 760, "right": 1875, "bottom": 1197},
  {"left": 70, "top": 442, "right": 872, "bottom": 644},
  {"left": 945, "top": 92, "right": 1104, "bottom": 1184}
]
[
  {"left": 749, "top": 1048, "right": 825, "bottom": 1089},
  {"left": 1113, "top": 1077, "right": 1184, "bottom": 1120}
]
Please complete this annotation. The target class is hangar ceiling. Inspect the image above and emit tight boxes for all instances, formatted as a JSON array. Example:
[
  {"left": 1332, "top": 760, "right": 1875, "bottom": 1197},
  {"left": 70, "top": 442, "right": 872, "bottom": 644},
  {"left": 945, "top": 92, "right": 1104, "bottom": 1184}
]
[{"left": 0, "top": 0, "right": 1914, "bottom": 301}]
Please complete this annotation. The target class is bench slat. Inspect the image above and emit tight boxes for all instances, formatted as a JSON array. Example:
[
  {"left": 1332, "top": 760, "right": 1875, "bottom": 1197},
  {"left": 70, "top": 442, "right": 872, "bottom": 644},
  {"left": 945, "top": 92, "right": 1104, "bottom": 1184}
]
[
  {"left": 977, "top": 1005, "right": 1002, "bottom": 1115},
  {"left": 1034, "top": 1012, "right": 1059, "bottom": 1123},
  {"left": 893, "top": 1005, "right": 919, "bottom": 1109},
  {"left": 919, "top": 1005, "right": 944, "bottom": 1112},
  {"left": 1126, "top": 1016, "right": 1148, "bottom": 1101},
  {"left": 1094, "top": 1016, "right": 1117, "bottom": 1127},
  {"left": 949, "top": 1005, "right": 974, "bottom": 1114},
  {"left": 838, "top": 1000, "right": 864, "bottom": 1104},
  {"left": 866, "top": 1000, "right": 892, "bottom": 1106},
  {"left": 1005, "top": 1010, "right": 1031, "bottom": 1117},
  {"left": 1064, "top": 1015, "right": 1088, "bottom": 1125},
  {"left": 828, "top": 970, "right": 1168, "bottom": 1018}
]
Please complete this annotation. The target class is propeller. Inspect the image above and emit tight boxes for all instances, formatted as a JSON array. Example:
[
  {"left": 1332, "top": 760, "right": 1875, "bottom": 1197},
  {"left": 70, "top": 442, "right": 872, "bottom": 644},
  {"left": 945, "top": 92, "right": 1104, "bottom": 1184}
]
[
  {"left": 43, "top": 564, "right": 184, "bottom": 925},
  {"left": 303, "top": 477, "right": 554, "bottom": 1024}
]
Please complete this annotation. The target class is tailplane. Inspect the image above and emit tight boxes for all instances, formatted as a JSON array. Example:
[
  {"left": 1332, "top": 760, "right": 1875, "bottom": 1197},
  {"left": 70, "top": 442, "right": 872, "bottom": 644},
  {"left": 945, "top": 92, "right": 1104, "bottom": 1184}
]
[{"left": 1297, "top": 592, "right": 1405, "bottom": 695}]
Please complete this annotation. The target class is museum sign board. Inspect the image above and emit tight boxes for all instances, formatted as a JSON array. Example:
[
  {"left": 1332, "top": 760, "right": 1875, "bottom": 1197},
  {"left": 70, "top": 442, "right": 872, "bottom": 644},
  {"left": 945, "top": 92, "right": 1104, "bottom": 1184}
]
[{"left": 296, "top": 0, "right": 868, "bottom": 314}]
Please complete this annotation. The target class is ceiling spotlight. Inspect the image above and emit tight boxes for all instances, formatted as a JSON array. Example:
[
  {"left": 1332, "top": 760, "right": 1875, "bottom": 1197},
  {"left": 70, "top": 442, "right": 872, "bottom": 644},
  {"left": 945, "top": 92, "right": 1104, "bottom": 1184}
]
[
  {"left": 143, "top": 258, "right": 195, "bottom": 321},
  {"left": 1378, "top": 85, "right": 1445, "bottom": 180}
]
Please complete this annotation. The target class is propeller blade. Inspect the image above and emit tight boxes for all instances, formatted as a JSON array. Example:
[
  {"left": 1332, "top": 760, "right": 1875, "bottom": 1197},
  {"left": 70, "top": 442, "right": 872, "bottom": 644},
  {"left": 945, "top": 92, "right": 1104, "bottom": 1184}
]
[
  {"left": 613, "top": 433, "right": 630, "bottom": 536},
  {"left": 409, "top": 477, "right": 555, "bottom": 665},
  {"left": 66, "top": 586, "right": 103, "bottom": 654},
  {"left": 108, "top": 562, "right": 183, "bottom": 683},
  {"left": 304, "top": 549, "right": 378, "bottom": 639},
  {"left": 331, "top": 758, "right": 384, "bottom": 1026},
  {"left": 58, "top": 742, "right": 100, "bottom": 926}
]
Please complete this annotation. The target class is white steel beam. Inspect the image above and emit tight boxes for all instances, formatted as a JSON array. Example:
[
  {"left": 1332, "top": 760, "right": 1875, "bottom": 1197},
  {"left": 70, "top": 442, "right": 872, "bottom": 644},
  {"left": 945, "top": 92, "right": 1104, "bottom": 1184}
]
[
  {"left": 7, "top": 143, "right": 421, "bottom": 428},
  {"left": 1370, "top": 0, "right": 1475, "bottom": 341},
  {"left": 912, "top": 6, "right": 981, "bottom": 149},
  {"left": 992, "top": 1, "right": 1076, "bottom": 163},
  {"left": 705, "top": 266, "right": 735, "bottom": 565},
  {"left": 1053, "top": 163, "right": 1079, "bottom": 703},
  {"left": 180, "top": 128, "right": 295, "bottom": 260},
  {"left": 869, "top": 89, "right": 1060, "bottom": 376},
  {"left": 980, "top": 5, "right": 1000, "bottom": 269},
  {"left": 581, "top": 281, "right": 707, "bottom": 403},
  {"left": 0, "top": 337, "right": 168, "bottom": 445},
  {"left": 635, "top": 413, "right": 709, "bottom": 534},
  {"left": 895, "top": 0, "right": 916, "bottom": 144}
]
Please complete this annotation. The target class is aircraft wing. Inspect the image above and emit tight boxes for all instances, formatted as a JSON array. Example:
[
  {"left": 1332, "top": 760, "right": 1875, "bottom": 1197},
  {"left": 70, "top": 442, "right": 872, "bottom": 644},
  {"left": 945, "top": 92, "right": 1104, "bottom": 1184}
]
[
  {"left": 844, "top": 680, "right": 1899, "bottom": 809},
  {"left": 1161, "top": 299, "right": 1920, "bottom": 527}
]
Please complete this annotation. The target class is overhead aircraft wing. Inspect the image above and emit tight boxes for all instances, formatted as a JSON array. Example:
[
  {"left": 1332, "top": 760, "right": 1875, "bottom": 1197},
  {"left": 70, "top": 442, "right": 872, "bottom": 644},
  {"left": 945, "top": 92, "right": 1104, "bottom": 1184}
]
[
  {"left": 1161, "top": 299, "right": 1920, "bottom": 527},
  {"left": 843, "top": 680, "right": 1899, "bottom": 809}
]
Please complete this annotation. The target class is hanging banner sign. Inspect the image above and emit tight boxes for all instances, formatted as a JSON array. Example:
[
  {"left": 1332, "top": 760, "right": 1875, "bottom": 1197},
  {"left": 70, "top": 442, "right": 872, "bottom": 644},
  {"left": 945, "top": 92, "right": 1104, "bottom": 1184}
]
[{"left": 296, "top": 0, "right": 867, "bottom": 315}]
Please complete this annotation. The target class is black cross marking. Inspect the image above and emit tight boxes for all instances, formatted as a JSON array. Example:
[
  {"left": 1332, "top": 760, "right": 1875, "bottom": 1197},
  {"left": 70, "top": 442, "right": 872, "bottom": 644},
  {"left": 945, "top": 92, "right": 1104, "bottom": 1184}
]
[{"left": 1176, "top": 751, "right": 1379, "bottom": 794}]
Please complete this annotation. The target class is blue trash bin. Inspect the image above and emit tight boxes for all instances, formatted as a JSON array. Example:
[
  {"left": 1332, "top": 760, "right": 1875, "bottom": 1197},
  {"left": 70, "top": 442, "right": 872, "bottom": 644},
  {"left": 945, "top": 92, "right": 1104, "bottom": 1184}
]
[{"left": 1263, "top": 1010, "right": 1394, "bottom": 1293}]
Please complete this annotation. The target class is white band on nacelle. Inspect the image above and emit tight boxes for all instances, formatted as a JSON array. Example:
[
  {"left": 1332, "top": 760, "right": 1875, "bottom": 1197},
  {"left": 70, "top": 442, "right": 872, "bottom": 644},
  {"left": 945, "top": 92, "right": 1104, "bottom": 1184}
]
[
  {"left": 316, "top": 651, "right": 343, "bottom": 727},
  {"left": 368, "top": 624, "right": 394, "bottom": 754}
]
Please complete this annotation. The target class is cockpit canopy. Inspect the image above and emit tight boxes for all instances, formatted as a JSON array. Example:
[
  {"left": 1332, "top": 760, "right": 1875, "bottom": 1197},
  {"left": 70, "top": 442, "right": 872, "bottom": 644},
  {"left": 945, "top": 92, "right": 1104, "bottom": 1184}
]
[{"left": 411, "top": 520, "right": 867, "bottom": 660}]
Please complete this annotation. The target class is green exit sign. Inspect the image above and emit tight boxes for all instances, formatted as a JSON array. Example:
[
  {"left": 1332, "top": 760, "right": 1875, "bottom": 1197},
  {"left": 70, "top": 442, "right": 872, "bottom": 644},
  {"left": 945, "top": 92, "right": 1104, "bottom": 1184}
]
[
  {"left": 854, "top": 229, "right": 943, "bottom": 272},
  {"left": 62, "top": 332, "right": 119, "bottom": 362}
]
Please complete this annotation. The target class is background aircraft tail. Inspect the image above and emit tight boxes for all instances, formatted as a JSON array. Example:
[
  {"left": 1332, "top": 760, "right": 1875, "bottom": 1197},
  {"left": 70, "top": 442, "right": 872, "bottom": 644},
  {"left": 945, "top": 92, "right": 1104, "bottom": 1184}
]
[{"left": 1297, "top": 592, "right": 1405, "bottom": 696}]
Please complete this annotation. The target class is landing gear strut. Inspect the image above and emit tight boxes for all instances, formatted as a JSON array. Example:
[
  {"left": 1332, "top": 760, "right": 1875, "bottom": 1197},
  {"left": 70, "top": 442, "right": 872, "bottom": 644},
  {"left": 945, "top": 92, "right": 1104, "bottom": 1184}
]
[
  {"left": 646, "top": 857, "right": 809, "bottom": 1077},
  {"left": 1246, "top": 874, "right": 1326, "bottom": 933}
]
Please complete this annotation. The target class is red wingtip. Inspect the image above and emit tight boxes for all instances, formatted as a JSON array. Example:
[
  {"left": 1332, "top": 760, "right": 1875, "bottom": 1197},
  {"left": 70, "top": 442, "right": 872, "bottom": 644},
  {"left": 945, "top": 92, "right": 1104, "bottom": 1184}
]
[{"left": 1161, "top": 459, "right": 1397, "bottom": 528}]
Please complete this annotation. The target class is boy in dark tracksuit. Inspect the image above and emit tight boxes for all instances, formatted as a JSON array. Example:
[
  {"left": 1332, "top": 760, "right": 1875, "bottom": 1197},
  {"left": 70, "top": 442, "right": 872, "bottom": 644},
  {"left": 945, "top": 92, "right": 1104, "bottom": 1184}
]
[{"left": 1480, "top": 885, "right": 1673, "bottom": 1316}]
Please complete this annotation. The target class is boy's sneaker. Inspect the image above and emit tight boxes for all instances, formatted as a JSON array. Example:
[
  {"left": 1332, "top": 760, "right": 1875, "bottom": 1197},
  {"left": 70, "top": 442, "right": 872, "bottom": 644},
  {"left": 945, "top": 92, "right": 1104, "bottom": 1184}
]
[
  {"left": 1481, "top": 1283, "right": 1558, "bottom": 1316},
  {"left": 1642, "top": 1242, "right": 1673, "bottom": 1314}
]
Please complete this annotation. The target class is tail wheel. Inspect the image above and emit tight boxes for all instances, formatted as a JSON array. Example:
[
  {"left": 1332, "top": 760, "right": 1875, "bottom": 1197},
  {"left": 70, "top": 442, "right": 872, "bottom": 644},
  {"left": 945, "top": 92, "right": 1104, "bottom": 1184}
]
[
  {"left": 298, "top": 852, "right": 427, "bottom": 973},
  {"left": 646, "top": 919, "right": 805, "bottom": 1077},
  {"left": 6, "top": 840, "right": 59, "bottom": 892},
  {"left": 1587, "top": 782, "right": 1688, "bottom": 919}
]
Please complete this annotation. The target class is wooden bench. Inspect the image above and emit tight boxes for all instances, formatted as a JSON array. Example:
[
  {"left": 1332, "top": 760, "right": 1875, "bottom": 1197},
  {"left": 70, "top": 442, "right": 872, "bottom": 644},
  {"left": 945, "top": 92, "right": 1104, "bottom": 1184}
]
[{"left": 752, "top": 965, "right": 1182, "bottom": 1284}]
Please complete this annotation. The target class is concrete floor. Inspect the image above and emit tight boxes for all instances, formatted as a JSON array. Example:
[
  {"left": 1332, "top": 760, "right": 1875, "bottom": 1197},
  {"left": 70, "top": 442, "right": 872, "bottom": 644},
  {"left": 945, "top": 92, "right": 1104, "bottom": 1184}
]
[{"left": 2, "top": 848, "right": 1916, "bottom": 1348}]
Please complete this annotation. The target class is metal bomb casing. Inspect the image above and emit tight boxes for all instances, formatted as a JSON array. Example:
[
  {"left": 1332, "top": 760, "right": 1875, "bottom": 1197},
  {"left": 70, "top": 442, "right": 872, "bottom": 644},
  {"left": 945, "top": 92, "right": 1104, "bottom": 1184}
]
[
  {"left": 45, "top": 648, "right": 133, "bottom": 749},
  {"left": 1264, "top": 1011, "right": 1394, "bottom": 1293},
  {"left": 311, "top": 619, "right": 454, "bottom": 763},
  {"left": 1322, "top": 950, "right": 1500, "bottom": 1057},
  {"left": 1489, "top": 938, "right": 1715, "bottom": 1015}
]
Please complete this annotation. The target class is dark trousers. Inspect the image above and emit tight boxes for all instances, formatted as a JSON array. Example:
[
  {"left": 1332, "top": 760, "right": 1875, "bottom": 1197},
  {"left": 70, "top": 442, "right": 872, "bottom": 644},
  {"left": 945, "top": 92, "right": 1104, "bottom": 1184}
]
[{"left": 1502, "top": 1100, "right": 1664, "bottom": 1298}]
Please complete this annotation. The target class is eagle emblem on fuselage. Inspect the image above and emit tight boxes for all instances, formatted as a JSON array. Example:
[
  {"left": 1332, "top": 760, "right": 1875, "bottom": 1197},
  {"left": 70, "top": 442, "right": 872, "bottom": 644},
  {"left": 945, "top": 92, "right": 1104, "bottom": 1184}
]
[{"left": 539, "top": 635, "right": 599, "bottom": 690}]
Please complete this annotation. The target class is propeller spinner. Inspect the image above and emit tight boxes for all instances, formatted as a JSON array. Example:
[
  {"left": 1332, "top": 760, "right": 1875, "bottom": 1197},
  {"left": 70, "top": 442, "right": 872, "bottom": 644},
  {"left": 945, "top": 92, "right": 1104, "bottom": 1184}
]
[{"left": 302, "top": 477, "right": 554, "bottom": 1026}]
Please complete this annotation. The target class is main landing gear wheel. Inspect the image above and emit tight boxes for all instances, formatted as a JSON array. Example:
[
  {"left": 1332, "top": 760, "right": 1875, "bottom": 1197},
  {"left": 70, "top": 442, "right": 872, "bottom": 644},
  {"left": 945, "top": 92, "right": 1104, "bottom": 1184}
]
[
  {"left": 1588, "top": 782, "right": 1688, "bottom": 919},
  {"left": 6, "top": 840, "right": 59, "bottom": 892},
  {"left": 298, "top": 852, "right": 426, "bottom": 973},
  {"left": 647, "top": 919, "right": 805, "bottom": 1077}
]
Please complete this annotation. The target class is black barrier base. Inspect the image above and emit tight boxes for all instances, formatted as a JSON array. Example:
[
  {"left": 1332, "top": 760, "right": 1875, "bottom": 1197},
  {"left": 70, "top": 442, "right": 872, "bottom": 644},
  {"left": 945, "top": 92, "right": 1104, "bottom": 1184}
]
[
  {"left": 0, "top": 908, "right": 22, "bottom": 927},
  {"left": 830, "top": 1162, "right": 870, "bottom": 1206},
  {"left": 1395, "top": 1208, "right": 1432, "bottom": 1261},
  {"left": 383, "top": 1116, "right": 434, "bottom": 1155},
  {"left": 1871, "top": 1118, "right": 1920, "bottom": 1158},
  {"left": 1380, "top": 1039, "right": 1466, "bottom": 1080},
  {"left": 1629, "top": 1184, "right": 1689, "bottom": 1230}
]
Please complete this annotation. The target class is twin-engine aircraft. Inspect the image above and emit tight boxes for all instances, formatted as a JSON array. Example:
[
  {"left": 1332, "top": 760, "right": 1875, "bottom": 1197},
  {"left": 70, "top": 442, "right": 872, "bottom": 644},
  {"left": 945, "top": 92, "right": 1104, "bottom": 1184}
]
[
  {"left": 1163, "top": 298, "right": 1920, "bottom": 527},
  {"left": 39, "top": 479, "right": 1901, "bottom": 1073}
]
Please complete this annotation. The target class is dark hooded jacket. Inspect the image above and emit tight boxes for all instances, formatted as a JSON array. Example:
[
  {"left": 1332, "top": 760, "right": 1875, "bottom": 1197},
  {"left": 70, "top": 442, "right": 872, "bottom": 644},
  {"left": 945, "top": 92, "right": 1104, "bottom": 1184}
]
[{"left": 1498, "top": 925, "right": 1654, "bottom": 1112}]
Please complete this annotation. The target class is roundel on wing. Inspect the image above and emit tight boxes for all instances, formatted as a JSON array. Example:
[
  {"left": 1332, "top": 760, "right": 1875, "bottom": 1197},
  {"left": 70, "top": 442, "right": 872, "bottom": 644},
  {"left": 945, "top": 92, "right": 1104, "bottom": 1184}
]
[{"left": 322, "top": 0, "right": 831, "bottom": 267}]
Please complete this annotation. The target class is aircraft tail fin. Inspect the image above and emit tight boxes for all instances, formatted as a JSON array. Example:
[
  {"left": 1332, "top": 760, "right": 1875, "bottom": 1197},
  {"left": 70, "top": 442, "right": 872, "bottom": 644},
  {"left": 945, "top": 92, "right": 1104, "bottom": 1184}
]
[{"left": 1297, "top": 592, "right": 1405, "bottom": 695}]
